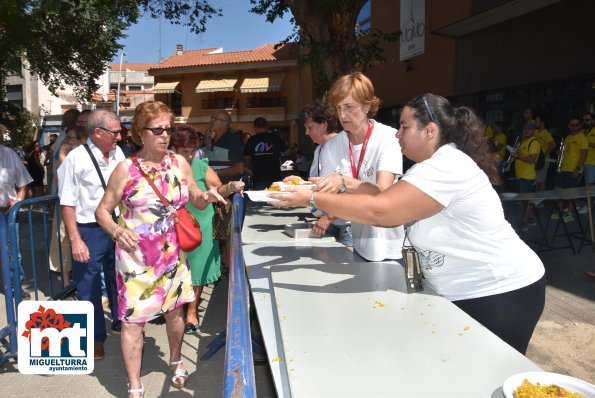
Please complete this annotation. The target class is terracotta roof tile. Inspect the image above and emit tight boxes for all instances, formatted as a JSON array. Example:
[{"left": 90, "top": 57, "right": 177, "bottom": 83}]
[
  {"left": 150, "top": 43, "right": 298, "bottom": 71},
  {"left": 110, "top": 63, "right": 156, "bottom": 71}
]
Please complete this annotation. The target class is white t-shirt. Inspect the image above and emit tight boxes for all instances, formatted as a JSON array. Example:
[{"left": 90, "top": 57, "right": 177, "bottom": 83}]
[
  {"left": 58, "top": 139, "right": 125, "bottom": 224},
  {"left": 401, "top": 144, "right": 544, "bottom": 301},
  {"left": 0, "top": 145, "right": 33, "bottom": 207},
  {"left": 319, "top": 120, "right": 405, "bottom": 261}
]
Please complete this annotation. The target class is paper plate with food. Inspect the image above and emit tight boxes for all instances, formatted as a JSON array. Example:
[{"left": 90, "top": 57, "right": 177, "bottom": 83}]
[
  {"left": 502, "top": 371, "right": 595, "bottom": 398},
  {"left": 277, "top": 178, "right": 316, "bottom": 190},
  {"left": 244, "top": 190, "right": 289, "bottom": 202}
]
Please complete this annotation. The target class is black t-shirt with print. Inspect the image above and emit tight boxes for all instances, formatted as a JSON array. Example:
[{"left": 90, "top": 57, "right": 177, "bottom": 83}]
[{"left": 244, "top": 132, "right": 288, "bottom": 183}]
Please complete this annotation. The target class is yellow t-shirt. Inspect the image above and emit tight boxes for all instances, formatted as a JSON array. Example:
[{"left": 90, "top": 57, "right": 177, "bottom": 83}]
[
  {"left": 582, "top": 127, "right": 595, "bottom": 166},
  {"left": 483, "top": 124, "right": 494, "bottom": 140},
  {"left": 560, "top": 133, "right": 589, "bottom": 172},
  {"left": 493, "top": 133, "right": 507, "bottom": 160},
  {"left": 515, "top": 137, "right": 541, "bottom": 180},
  {"left": 484, "top": 125, "right": 494, "bottom": 140},
  {"left": 534, "top": 128, "right": 554, "bottom": 156}
]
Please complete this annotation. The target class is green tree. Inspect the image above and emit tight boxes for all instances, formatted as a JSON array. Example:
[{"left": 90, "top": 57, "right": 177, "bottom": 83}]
[
  {"left": 0, "top": 1, "right": 143, "bottom": 100},
  {"left": 0, "top": 0, "right": 219, "bottom": 139},
  {"left": 1, "top": 0, "right": 393, "bottom": 114},
  {"left": 0, "top": 100, "right": 36, "bottom": 146}
]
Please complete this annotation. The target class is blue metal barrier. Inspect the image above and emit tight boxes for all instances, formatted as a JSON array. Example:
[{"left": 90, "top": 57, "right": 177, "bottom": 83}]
[
  {"left": 223, "top": 194, "right": 256, "bottom": 397},
  {"left": 0, "top": 195, "right": 71, "bottom": 366}
]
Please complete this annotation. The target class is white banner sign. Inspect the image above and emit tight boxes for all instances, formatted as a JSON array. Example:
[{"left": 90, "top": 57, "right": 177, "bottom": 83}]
[{"left": 400, "top": 0, "right": 426, "bottom": 61}]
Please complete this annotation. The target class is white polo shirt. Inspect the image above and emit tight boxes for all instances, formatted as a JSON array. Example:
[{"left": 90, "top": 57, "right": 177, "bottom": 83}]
[
  {"left": 0, "top": 144, "right": 33, "bottom": 207},
  {"left": 57, "top": 139, "right": 125, "bottom": 224}
]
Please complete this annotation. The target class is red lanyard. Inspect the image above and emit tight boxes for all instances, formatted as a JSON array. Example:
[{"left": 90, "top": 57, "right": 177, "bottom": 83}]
[{"left": 349, "top": 120, "right": 374, "bottom": 179}]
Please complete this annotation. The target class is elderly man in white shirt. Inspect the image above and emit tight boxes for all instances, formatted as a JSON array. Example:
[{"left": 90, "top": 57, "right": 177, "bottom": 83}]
[
  {"left": 0, "top": 124, "right": 33, "bottom": 299},
  {"left": 57, "top": 110, "right": 125, "bottom": 360}
]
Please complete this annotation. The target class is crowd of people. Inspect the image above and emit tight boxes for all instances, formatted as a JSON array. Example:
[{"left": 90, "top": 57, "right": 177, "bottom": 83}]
[
  {"left": 487, "top": 108, "right": 593, "bottom": 228},
  {"left": 2, "top": 69, "right": 594, "bottom": 396}
]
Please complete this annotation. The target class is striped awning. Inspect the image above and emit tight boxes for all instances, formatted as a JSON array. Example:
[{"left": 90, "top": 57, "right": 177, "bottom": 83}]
[
  {"left": 152, "top": 81, "right": 180, "bottom": 94},
  {"left": 195, "top": 78, "right": 238, "bottom": 93},
  {"left": 240, "top": 73, "right": 285, "bottom": 93}
]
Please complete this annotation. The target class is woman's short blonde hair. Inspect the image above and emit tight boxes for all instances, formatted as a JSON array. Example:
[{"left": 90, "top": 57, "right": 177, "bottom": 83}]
[
  {"left": 327, "top": 72, "right": 380, "bottom": 118},
  {"left": 130, "top": 101, "right": 174, "bottom": 145}
]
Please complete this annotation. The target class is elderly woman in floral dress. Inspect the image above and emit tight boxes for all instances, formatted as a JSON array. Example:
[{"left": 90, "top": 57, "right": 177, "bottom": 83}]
[{"left": 95, "top": 101, "right": 224, "bottom": 398}]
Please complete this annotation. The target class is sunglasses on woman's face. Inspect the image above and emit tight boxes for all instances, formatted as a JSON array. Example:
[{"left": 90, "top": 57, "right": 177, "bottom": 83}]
[{"left": 144, "top": 127, "right": 174, "bottom": 136}]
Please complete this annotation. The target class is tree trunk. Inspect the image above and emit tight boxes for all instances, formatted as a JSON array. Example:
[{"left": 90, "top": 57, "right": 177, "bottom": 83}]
[{"left": 288, "top": 0, "right": 368, "bottom": 98}]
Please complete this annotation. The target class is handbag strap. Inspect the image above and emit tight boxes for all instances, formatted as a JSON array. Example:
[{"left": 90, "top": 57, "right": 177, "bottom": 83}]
[
  {"left": 84, "top": 143, "right": 118, "bottom": 222},
  {"left": 130, "top": 154, "right": 175, "bottom": 211}
]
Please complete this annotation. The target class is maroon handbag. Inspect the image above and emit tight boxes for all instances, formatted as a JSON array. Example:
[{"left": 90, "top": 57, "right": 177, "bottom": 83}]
[{"left": 131, "top": 155, "right": 202, "bottom": 252}]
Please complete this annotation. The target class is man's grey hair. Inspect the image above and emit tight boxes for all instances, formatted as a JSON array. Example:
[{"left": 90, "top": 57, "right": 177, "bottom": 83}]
[{"left": 87, "top": 109, "right": 120, "bottom": 135}]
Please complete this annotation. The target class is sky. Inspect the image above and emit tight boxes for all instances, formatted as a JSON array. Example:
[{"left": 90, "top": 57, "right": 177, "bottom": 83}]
[{"left": 114, "top": 2, "right": 295, "bottom": 64}]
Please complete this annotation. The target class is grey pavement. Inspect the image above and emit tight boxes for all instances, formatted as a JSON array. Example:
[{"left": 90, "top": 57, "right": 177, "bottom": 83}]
[
  {"left": 1, "top": 204, "right": 595, "bottom": 396},
  {"left": 0, "top": 209, "right": 275, "bottom": 398},
  {"left": 0, "top": 278, "right": 275, "bottom": 398}
]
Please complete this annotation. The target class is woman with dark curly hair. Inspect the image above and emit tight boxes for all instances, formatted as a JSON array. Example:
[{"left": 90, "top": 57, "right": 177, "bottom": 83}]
[{"left": 271, "top": 93, "right": 546, "bottom": 354}]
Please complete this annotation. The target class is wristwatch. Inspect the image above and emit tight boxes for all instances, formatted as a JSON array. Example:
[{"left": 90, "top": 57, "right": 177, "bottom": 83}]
[
  {"left": 308, "top": 191, "right": 317, "bottom": 209},
  {"left": 338, "top": 173, "right": 347, "bottom": 193}
]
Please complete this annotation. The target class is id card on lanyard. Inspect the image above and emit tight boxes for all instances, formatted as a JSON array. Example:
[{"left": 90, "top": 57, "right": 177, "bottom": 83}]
[{"left": 349, "top": 120, "right": 374, "bottom": 179}]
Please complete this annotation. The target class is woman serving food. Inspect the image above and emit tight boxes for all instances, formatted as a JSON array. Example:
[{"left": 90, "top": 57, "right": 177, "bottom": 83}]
[{"left": 270, "top": 93, "right": 546, "bottom": 354}]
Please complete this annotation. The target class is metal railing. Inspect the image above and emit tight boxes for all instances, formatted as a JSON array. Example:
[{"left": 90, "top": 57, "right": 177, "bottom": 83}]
[
  {"left": 223, "top": 194, "right": 256, "bottom": 397},
  {"left": 0, "top": 195, "right": 71, "bottom": 366},
  {"left": 1, "top": 193, "right": 258, "bottom": 395}
]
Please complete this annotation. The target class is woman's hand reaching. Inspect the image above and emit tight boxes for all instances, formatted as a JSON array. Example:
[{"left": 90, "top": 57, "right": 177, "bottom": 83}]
[
  {"left": 203, "top": 187, "right": 226, "bottom": 205},
  {"left": 230, "top": 180, "right": 245, "bottom": 197},
  {"left": 311, "top": 173, "right": 343, "bottom": 193}
]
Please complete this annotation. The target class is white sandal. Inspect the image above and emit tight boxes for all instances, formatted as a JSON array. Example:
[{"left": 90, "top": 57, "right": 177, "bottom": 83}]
[
  {"left": 127, "top": 382, "right": 144, "bottom": 398},
  {"left": 169, "top": 359, "right": 188, "bottom": 389}
]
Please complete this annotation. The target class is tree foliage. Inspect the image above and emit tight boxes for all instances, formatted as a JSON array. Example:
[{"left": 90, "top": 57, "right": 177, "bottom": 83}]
[
  {"left": 0, "top": 100, "right": 36, "bottom": 146},
  {"left": 0, "top": 0, "right": 395, "bottom": 127},
  {"left": 0, "top": 0, "right": 219, "bottom": 141},
  {"left": 0, "top": 1, "right": 142, "bottom": 100}
]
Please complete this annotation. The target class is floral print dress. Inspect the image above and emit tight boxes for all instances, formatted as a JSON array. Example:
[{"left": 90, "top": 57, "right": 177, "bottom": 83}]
[{"left": 116, "top": 151, "right": 195, "bottom": 323}]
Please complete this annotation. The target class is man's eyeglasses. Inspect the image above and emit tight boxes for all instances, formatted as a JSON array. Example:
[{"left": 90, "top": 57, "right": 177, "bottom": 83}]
[
  {"left": 97, "top": 126, "right": 122, "bottom": 135},
  {"left": 144, "top": 127, "right": 174, "bottom": 136}
]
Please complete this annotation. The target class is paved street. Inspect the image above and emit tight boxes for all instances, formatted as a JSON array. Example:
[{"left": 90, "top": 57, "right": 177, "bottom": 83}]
[{"left": 1, "top": 205, "right": 594, "bottom": 396}]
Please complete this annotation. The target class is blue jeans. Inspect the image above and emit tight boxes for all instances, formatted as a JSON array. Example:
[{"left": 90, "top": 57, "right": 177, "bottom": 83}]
[
  {"left": 517, "top": 179, "right": 535, "bottom": 193},
  {"left": 584, "top": 164, "right": 595, "bottom": 185},
  {"left": 72, "top": 223, "right": 119, "bottom": 342},
  {"left": 327, "top": 223, "right": 353, "bottom": 247}
]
